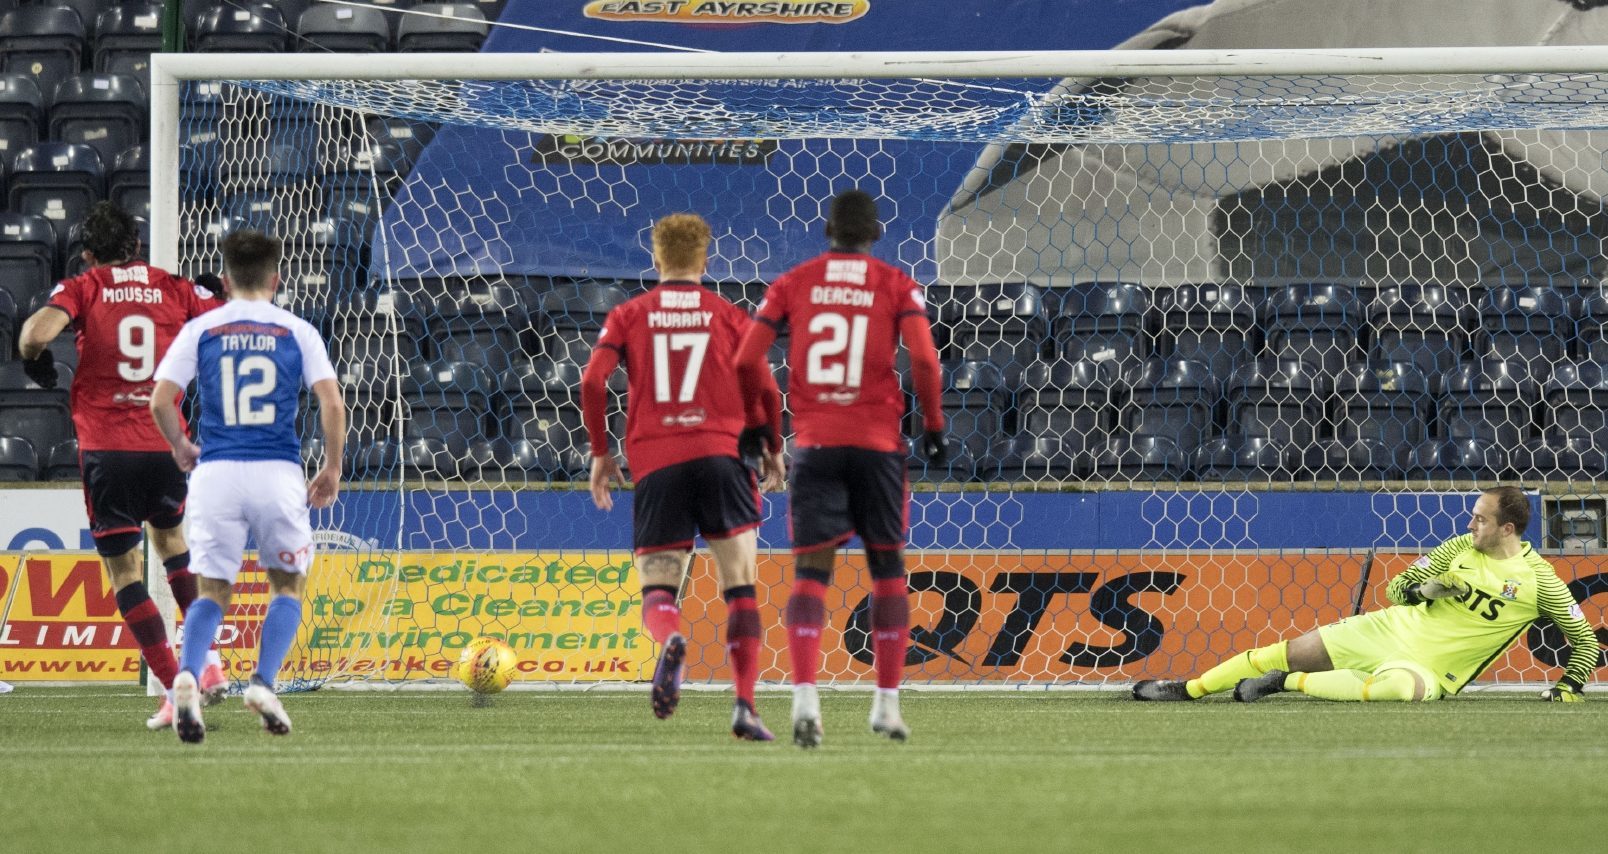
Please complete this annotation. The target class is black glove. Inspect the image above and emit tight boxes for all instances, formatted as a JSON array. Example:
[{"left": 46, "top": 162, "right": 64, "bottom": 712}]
[
  {"left": 194, "top": 272, "right": 225, "bottom": 299},
  {"left": 21, "top": 349, "right": 57, "bottom": 389},
  {"left": 920, "top": 430, "right": 949, "bottom": 465},
  {"left": 738, "top": 426, "right": 769, "bottom": 460}
]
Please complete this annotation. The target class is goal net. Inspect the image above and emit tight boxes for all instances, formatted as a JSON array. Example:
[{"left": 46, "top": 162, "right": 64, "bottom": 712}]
[{"left": 151, "top": 49, "right": 1607, "bottom": 692}]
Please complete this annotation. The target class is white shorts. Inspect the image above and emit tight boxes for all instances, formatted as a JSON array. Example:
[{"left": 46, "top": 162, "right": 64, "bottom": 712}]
[{"left": 187, "top": 460, "right": 314, "bottom": 582}]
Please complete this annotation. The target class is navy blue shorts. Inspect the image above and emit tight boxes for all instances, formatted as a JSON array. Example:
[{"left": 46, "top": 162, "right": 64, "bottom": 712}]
[
  {"left": 788, "top": 446, "right": 907, "bottom": 554},
  {"left": 633, "top": 455, "right": 761, "bottom": 554},
  {"left": 81, "top": 450, "right": 187, "bottom": 544}
]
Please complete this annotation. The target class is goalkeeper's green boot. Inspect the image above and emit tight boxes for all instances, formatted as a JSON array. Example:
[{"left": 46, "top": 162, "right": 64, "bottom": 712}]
[
  {"left": 1234, "top": 670, "right": 1288, "bottom": 703},
  {"left": 1132, "top": 680, "right": 1193, "bottom": 701}
]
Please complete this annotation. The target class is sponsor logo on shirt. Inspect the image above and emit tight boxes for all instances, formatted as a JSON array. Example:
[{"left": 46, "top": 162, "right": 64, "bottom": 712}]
[
  {"left": 825, "top": 259, "right": 867, "bottom": 285},
  {"left": 109, "top": 265, "right": 149, "bottom": 284},
  {"left": 662, "top": 407, "right": 707, "bottom": 427},
  {"left": 660, "top": 290, "right": 701, "bottom": 309},
  {"left": 818, "top": 388, "right": 860, "bottom": 405}
]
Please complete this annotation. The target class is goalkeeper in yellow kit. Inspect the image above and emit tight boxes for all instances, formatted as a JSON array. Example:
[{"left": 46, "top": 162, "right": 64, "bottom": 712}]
[{"left": 1134, "top": 486, "right": 1601, "bottom": 703}]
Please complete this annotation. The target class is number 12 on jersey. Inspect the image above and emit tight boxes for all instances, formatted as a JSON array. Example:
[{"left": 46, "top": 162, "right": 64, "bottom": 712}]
[
  {"left": 219, "top": 354, "right": 277, "bottom": 426},
  {"left": 652, "top": 332, "right": 709, "bottom": 403}
]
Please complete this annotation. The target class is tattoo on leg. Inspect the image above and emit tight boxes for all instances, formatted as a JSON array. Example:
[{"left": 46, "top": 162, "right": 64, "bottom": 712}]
[{"left": 641, "top": 552, "right": 688, "bottom": 586}]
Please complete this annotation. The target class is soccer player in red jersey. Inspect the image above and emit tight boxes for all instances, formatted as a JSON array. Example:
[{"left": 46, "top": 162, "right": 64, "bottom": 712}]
[
  {"left": 582, "top": 212, "right": 785, "bottom": 741},
  {"left": 734, "top": 189, "right": 948, "bottom": 748},
  {"left": 17, "top": 202, "right": 229, "bottom": 728}
]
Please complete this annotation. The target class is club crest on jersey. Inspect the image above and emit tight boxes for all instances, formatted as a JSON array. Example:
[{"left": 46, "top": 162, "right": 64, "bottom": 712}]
[
  {"left": 1500, "top": 579, "right": 1520, "bottom": 600},
  {"left": 662, "top": 407, "right": 707, "bottom": 427}
]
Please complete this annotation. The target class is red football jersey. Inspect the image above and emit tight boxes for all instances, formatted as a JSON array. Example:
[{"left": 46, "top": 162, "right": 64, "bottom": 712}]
[
  {"left": 592, "top": 282, "right": 752, "bottom": 478},
  {"left": 755, "top": 251, "right": 928, "bottom": 453},
  {"left": 47, "top": 263, "right": 220, "bottom": 452}
]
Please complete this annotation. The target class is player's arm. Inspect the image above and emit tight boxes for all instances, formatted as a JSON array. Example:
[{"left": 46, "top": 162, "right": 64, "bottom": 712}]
[
  {"left": 1535, "top": 572, "right": 1601, "bottom": 702},
  {"left": 734, "top": 318, "right": 782, "bottom": 454},
  {"left": 17, "top": 304, "right": 70, "bottom": 388},
  {"left": 898, "top": 296, "right": 947, "bottom": 464},
  {"left": 307, "top": 378, "right": 345, "bottom": 509},
  {"left": 581, "top": 330, "right": 624, "bottom": 511},
  {"left": 1386, "top": 534, "right": 1475, "bottom": 605},
  {"left": 149, "top": 322, "right": 201, "bottom": 471}
]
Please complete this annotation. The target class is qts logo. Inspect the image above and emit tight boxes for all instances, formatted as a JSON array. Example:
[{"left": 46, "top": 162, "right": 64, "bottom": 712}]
[{"left": 584, "top": 1, "right": 870, "bottom": 25}]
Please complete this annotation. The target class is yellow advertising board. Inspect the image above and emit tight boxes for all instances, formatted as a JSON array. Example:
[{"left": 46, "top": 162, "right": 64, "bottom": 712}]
[{"left": 0, "top": 554, "right": 142, "bottom": 681}]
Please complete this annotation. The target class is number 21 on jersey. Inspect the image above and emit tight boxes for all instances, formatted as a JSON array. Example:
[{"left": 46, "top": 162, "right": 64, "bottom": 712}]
[{"left": 806, "top": 312, "right": 868, "bottom": 387}]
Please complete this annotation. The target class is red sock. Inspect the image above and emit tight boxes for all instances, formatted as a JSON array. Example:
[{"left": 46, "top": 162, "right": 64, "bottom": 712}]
[
  {"left": 116, "top": 583, "right": 178, "bottom": 690},
  {"left": 641, "top": 587, "right": 681, "bottom": 644},
  {"left": 164, "top": 552, "right": 198, "bottom": 617},
  {"left": 871, "top": 576, "right": 909, "bottom": 690},
  {"left": 724, "top": 589, "right": 762, "bottom": 705},
  {"left": 785, "top": 578, "right": 828, "bottom": 686}
]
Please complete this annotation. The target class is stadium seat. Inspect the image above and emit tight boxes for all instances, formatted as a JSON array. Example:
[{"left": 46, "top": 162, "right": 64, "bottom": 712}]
[
  {"left": 0, "top": 361, "right": 75, "bottom": 456},
  {"left": 1091, "top": 435, "right": 1187, "bottom": 481},
  {"left": 404, "top": 437, "right": 459, "bottom": 480},
  {"left": 1052, "top": 281, "right": 1151, "bottom": 373},
  {"left": 190, "top": 3, "right": 288, "bottom": 52},
  {"left": 461, "top": 437, "right": 568, "bottom": 483},
  {"left": 1193, "top": 434, "right": 1290, "bottom": 482},
  {"left": 947, "top": 283, "right": 1049, "bottom": 381},
  {"left": 347, "top": 438, "right": 401, "bottom": 481},
  {"left": 396, "top": 4, "right": 488, "bottom": 52},
  {"left": 401, "top": 360, "right": 495, "bottom": 455},
  {"left": 1117, "top": 357, "right": 1217, "bottom": 457},
  {"left": 913, "top": 360, "right": 1006, "bottom": 481},
  {"left": 364, "top": 115, "right": 435, "bottom": 168},
  {"left": 1226, "top": 357, "right": 1327, "bottom": 447},
  {"left": 1543, "top": 361, "right": 1608, "bottom": 446},
  {"left": 1477, "top": 286, "right": 1568, "bottom": 377},
  {"left": 1262, "top": 282, "right": 1363, "bottom": 377},
  {"left": 1440, "top": 359, "right": 1540, "bottom": 447},
  {"left": 429, "top": 282, "right": 528, "bottom": 376},
  {"left": 1574, "top": 287, "right": 1608, "bottom": 363},
  {"left": 1333, "top": 361, "right": 1431, "bottom": 451},
  {"left": 48, "top": 73, "right": 146, "bottom": 166},
  {"left": 1161, "top": 283, "right": 1256, "bottom": 378},
  {"left": 995, "top": 435, "right": 1080, "bottom": 481},
  {"left": 7, "top": 142, "right": 104, "bottom": 258},
  {"left": 500, "top": 357, "right": 591, "bottom": 478},
  {"left": 107, "top": 144, "right": 148, "bottom": 219},
  {"left": 0, "top": 287, "right": 14, "bottom": 357},
  {"left": 290, "top": 215, "right": 368, "bottom": 297},
  {"left": 1299, "top": 437, "right": 1404, "bottom": 481},
  {"left": 1016, "top": 358, "right": 1114, "bottom": 458},
  {"left": 0, "top": 211, "right": 57, "bottom": 309},
  {"left": 537, "top": 280, "right": 629, "bottom": 365},
  {"left": 1405, "top": 438, "right": 1507, "bottom": 482},
  {"left": 0, "top": 6, "right": 86, "bottom": 108},
  {"left": 321, "top": 140, "right": 409, "bottom": 200},
  {"left": 93, "top": 3, "right": 163, "bottom": 90},
  {"left": 297, "top": 4, "right": 390, "bottom": 52},
  {"left": 42, "top": 437, "right": 79, "bottom": 480},
  {"left": 1511, "top": 434, "right": 1605, "bottom": 483},
  {"left": 1368, "top": 284, "right": 1472, "bottom": 391},
  {"left": 54, "top": 1, "right": 116, "bottom": 35},
  {"left": 0, "top": 73, "right": 43, "bottom": 168},
  {"left": 0, "top": 435, "right": 37, "bottom": 481},
  {"left": 328, "top": 289, "right": 423, "bottom": 385}
]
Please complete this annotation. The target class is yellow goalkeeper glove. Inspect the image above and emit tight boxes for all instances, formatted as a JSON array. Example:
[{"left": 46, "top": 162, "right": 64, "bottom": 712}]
[
  {"left": 1414, "top": 574, "right": 1470, "bottom": 601},
  {"left": 1541, "top": 683, "right": 1584, "bottom": 703}
]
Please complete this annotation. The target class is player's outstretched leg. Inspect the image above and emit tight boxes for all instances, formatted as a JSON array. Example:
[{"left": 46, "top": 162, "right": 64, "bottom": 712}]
[
  {"left": 651, "top": 633, "right": 687, "bottom": 720},
  {"left": 172, "top": 671, "right": 205, "bottom": 744},
  {"left": 1131, "top": 680, "right": 1195, "bottom": 701}
]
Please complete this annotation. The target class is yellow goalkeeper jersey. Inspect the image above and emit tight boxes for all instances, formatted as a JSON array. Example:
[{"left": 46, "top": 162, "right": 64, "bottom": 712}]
[{"left": 1382, "top": 534, "right": 1599, "bottom": 694}]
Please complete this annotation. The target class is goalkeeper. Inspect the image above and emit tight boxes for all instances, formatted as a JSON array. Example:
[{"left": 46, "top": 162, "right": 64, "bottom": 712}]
[{"left": 1134, "top": 486, "right": 1600, "bottom": 704}]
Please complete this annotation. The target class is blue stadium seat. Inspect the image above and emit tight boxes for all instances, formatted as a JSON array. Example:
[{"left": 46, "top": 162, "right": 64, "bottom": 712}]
[
  {"left": 1117, "top": 357, "right": 1217, "bottom": 458},
  {"left": 1406, "top": 438, "right": 1506, "bottom": 482},
  {"left": 0, "top": 73, "right": 43, "bottom": 168},
  {"left": 7, "top": 142, "right": 103, "bottom": 258},
  {"left": 1300, "top": 437, "right": 1404, "bottom": 481},
  {"left": 327, "top": 290, "right": 423, "bottom": 386},
  {"left": 1511, "top": 434, "right": 1605, "bottom": 483},
  {"left": 1052, "top": 281, "right": 1149, "bottom": 372},
  {"left": 537, "top": 279, "right": 630, "bottom": 365},
  {"left": 404, "top": 437, "right": 459, "bottom": 480},
  {"left": 948, "top": 282, "right": 1047, "bottom": 382},
  {"left": 107, "top": 144, "right": 148, "bottom": 219},
  {"left": 0, "top": 435, "right": 37, "bottom": 481},
  {"left": 1440, "top": 359, "right": 1539, "bottom": 447},
  {"left": 1368, "top": 284, "right": 1472, "bottom": 392},
  {"left": 1193, "top": 434, "right": 1290, "bottom": 482},
  {"left": 43, "top": 437, "right": 79, "bottom": 481},
  {"left": 1226, "top": 357, "right": 1326, "bottom": 447},
  {"left": 911, "top": 360, "right": 1006, "bottom": 482},
  {"left": 429, "top": 282, "right": 528, "bottom": 376},
  {"left": 1477, "top": 286, "right": 1568, "bottom": 377},
  {"left": 396, "top": 3, "right": 488, "bottom": 52},
  {"left": 0, "top": 361, "right": 75, "bottom": 456},
  {"left": 298, "top": 4, "right": 390, "bottom": 52},
  {"left": 93, "top": 3, "right": 163, "bottom": 90},
  {"left": 500, "top": 358, "right": 590, "bottom": 478},
  {"left": 1543, "top": 361, "right": 1608, "bottom": 446},
  {"left": 995, "top": 435, "right": 1080, "bottom": 481},
  {"left": 1333, "top": 362, "right": 1431, "bottom": 451},
  {"left": 347, "top": 438, "right": 401, "bottom": 481},
  {"left": 461, "top": 437, "right": 571, "bottom": 483},
  {"left": 190, "top": 3, "right": 288, "bottom": 52},
  {"left": 0, "top": 211, "right": 57, "bottom": 309},
  {"left": 401, "top": 360, "right": 495, "bottom": 455},
  {"left": 1161, "top": 283, "right": 1255, "bottom": 378},
  {"left": 1092, "top": 435, "right": 1186, "bottom": 482},
  {"left": 1015, "top": 358, "right": 1114, "bottom": 458},
  {"left": 49, "top": 73, "right": 146, "bottom": 166},
  {"left": 1571, "top": 287, "right": 1608, "bottom": 363},
  {"left": 0, "top": 6, "right": 86, "bottom": 109},
  {"left": 1262, "top": 282, "right": 1363, "bottom": 377}
]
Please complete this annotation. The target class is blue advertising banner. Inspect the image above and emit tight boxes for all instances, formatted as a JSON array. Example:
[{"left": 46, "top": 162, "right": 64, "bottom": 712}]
[{"left": 379, "top": 0, "right": 1200, "bottom": 281}]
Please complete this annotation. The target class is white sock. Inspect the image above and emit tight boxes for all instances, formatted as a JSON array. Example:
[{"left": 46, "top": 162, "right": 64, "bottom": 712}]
[
  {"left": 792, "top": 683, "right": 820, "bottom": 719},
  {"left": 872, "top": 687, "right": 900, "bottom": 719},
  {"left": 207, "top": 649, "right": 222, "bottom": 668}
]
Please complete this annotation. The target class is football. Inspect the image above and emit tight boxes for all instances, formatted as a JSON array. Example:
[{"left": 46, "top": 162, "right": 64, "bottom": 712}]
[{"left": 452, "top": 636, "right": 520, "bottom": 694}]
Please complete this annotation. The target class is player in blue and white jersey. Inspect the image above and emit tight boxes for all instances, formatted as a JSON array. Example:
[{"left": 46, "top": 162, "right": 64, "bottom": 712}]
[{"left": 149, "top": 229, "right": 345, "bottom": 744}]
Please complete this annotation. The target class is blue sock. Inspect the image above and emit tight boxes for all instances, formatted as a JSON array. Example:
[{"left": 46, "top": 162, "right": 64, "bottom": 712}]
[
  {"left": 254, "top": 596, "right": 303, "bottom": 688},
  {"left": 180, "top": 598, "right": 223, "bottom": 678}
]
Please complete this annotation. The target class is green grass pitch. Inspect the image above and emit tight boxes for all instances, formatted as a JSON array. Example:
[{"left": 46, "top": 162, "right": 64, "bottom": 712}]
[{"left": 3, "top": 686, "right": 1606, "bottom": 853}]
